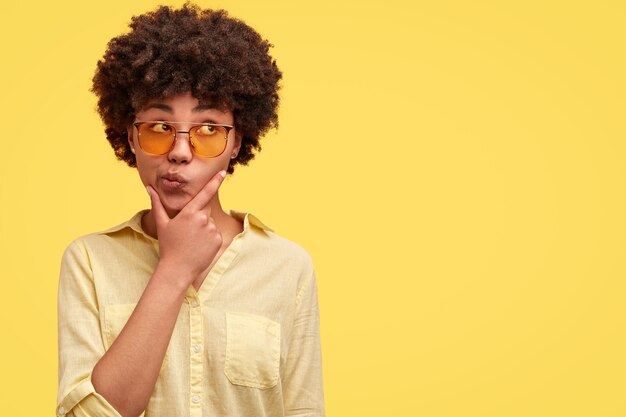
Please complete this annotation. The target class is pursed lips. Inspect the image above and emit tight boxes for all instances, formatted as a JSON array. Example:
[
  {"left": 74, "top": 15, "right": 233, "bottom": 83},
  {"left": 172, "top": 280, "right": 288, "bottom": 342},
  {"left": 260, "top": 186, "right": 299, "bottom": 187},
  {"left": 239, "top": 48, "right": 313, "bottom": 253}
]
[{"left": 161, "top": 172, "right": 188, "bottom": 189}]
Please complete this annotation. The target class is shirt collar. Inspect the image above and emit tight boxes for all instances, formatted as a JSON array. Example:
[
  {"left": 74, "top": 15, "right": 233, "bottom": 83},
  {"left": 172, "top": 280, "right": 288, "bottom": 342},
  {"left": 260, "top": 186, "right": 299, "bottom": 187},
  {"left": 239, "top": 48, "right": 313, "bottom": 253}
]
[
  {"left": 98, "top": 209, "right": 273, "bottom": 239},
  {"left": 227, "top": 210, "right": 274, "bottom": 233}
]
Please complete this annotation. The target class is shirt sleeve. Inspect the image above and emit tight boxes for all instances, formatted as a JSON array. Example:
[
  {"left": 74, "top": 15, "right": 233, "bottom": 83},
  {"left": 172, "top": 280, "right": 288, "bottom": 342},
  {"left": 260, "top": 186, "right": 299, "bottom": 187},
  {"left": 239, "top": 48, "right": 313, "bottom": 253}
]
[
  {"left": 56, "top": 240, "right": 144, "bottom": 417},
  {"left": 282, "top": 270, "right": 326, "bottom": 417}
]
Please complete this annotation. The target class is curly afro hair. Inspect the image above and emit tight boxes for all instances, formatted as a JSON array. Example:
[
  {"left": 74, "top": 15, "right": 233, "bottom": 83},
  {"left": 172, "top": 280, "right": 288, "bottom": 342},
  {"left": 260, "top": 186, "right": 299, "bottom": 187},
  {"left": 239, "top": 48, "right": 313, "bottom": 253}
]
[{"left": 91, "top": 2, "right": 282, "bottom": 174}]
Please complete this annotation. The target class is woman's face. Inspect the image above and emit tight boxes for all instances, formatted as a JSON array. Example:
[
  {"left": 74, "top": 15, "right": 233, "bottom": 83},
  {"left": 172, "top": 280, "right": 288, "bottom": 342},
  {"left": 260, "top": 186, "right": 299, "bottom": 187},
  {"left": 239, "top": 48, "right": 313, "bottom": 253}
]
[{"left": 128, "top": 91, "right": 241, "bottom": 217}]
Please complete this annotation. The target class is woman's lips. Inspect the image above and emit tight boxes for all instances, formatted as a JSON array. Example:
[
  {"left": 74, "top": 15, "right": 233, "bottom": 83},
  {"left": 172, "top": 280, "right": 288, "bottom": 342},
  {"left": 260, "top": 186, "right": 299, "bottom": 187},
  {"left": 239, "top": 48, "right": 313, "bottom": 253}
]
[{"left": 160, "top": 173, "right": 188, "bottom": 190}]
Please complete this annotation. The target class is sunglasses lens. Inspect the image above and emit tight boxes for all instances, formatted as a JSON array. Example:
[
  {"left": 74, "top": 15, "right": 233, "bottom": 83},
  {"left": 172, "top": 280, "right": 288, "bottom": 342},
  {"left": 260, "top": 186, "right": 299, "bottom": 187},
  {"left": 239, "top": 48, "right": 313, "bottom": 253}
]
[
  {"left": 190, "top": 125, "right": 228, "bottom": 157},
  {"left": 137, "top": 122, "right": 175, "bottom": 155}
]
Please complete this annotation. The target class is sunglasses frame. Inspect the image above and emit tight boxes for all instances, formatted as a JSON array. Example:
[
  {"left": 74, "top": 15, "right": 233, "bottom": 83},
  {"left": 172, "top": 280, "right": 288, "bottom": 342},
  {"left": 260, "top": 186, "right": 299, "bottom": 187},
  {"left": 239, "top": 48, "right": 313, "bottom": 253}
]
[{"left": 133, "top": 120, "right": 234, "bottom": 158}]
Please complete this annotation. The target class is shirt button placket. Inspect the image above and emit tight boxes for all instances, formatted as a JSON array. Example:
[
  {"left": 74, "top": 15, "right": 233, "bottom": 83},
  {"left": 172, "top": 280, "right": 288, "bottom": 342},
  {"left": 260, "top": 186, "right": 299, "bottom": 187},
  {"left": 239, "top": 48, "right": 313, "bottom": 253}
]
[{"left": 188, "top": 297, "right": 203, "bottom": 416}]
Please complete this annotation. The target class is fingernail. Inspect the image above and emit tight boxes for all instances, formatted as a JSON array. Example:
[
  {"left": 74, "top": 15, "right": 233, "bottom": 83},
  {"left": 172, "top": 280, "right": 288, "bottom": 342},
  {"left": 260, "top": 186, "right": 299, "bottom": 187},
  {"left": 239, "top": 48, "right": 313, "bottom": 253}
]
[
  {"left": 146, "top": 186, "right": 151, "bottom": 196},
  {"left": 218, "top": 170, "right": 227, "bottom": 178}
]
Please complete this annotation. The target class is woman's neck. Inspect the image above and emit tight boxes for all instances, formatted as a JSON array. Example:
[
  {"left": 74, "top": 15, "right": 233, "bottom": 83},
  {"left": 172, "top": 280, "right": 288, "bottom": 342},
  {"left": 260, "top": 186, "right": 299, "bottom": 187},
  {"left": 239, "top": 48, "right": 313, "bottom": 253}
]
[{"left": 141, "top": 195, "right": 241, "bottom": 240}]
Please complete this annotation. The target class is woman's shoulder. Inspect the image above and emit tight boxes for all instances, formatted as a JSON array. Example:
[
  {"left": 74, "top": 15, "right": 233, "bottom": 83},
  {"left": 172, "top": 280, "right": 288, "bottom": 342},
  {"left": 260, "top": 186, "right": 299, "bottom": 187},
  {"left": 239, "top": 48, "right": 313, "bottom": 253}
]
[
  {"left": 230, "top": 209, "right": 315, "bottom": 269},
  {"left": 62, "top": 210, "right": 152, "bottom": 254}
]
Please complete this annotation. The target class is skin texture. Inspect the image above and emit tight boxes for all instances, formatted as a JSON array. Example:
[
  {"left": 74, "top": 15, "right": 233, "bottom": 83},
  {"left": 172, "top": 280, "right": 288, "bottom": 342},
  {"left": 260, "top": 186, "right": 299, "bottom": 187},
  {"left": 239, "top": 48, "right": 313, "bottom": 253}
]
[{"left": 91, "top": 91, "right": 245, "bottom": 417}]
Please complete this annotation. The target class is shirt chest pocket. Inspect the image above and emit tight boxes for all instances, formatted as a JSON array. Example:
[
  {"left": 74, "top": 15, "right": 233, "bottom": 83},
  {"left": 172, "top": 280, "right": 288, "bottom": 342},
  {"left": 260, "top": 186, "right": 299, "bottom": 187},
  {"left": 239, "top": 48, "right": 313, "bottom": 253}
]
[
  {"left": 103, "top": 303, "right": 169, "bottom": 371},
  {"left": 224, "top": 312, "right": 281, "bottom": 389}
]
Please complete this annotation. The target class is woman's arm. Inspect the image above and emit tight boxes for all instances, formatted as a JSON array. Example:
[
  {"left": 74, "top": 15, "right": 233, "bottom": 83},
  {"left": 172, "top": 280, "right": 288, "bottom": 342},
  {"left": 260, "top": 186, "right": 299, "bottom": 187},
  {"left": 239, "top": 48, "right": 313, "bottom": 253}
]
[
  {"left": 57, "top": 239, "right": 127, "bottom": 417},
  {"left": 282, "top": 270, "right": 326, "bottom": 417},
  {"left": 91, "top": 172, "right": 226, "bottom": 417},
  {"left": 89, "top": 261, "right": 190, "bottom": 417},
  {"left": 58, "top": 171, "right": 226, "bottom": 417}
]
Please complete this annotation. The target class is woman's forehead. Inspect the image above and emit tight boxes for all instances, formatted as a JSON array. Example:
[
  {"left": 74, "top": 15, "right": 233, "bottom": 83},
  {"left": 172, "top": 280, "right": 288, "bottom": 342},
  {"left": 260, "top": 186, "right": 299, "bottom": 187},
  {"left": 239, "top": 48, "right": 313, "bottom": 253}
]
[{"left": 137, "top": 92, "right": 230, "bottom": 113}]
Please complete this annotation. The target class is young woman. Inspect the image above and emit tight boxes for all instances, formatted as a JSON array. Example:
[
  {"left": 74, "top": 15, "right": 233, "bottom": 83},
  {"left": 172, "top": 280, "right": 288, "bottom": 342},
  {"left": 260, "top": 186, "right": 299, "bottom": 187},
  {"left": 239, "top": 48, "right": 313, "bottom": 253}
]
[{"left": 56, "top": 4, "right": 325, "bottom": 417}]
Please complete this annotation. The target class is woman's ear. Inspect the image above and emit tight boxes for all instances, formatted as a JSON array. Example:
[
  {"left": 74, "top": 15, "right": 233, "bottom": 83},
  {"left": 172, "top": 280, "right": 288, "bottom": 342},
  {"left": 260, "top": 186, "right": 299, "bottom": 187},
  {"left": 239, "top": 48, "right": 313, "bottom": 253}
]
[
  {"left": 231, "top": 131, "right": 242, "bottom": 159},
  {"left": 127, "top": 126, "right": 136, "bottom": 154}
]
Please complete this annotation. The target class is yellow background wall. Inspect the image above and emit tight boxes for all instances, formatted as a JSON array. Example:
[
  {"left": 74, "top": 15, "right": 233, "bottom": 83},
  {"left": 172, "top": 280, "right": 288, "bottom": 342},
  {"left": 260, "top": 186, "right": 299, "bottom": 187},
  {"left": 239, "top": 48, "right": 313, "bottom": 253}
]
[{"left": 1, "top": 1, "right": 624, "bottom": 416}]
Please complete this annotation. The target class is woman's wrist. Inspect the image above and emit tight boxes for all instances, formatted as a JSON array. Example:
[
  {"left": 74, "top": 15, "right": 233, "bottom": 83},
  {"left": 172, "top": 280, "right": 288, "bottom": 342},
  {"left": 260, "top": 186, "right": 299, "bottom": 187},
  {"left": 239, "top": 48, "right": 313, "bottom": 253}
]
[{"left": 152, "top": 259, "right": 197, "bottom": 294}]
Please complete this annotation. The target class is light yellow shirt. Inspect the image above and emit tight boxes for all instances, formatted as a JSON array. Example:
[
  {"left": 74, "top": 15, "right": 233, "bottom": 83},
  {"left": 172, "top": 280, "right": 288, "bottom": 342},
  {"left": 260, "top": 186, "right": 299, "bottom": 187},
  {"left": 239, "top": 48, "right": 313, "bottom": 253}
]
[{"left": 57, "top": 210, "right": 325, "bottom": 417}]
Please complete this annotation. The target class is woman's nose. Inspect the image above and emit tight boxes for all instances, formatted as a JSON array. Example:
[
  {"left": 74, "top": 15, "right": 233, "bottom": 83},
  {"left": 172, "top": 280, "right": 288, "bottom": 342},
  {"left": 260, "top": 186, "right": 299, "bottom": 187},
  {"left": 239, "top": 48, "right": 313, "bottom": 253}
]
[{"left": 167, "top": 131, "right": 193, "bottom": 164}]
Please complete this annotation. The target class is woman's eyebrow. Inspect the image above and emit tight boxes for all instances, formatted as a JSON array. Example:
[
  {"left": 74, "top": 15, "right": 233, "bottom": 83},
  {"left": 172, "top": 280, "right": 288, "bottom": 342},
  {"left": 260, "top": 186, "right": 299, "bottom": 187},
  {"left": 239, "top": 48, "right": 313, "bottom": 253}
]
[
  {"left": 193, "top": 103, "right": 218, "bottom": 112},
  {"left": 143, "top": 103, "right": 173, "bottom": 113}
]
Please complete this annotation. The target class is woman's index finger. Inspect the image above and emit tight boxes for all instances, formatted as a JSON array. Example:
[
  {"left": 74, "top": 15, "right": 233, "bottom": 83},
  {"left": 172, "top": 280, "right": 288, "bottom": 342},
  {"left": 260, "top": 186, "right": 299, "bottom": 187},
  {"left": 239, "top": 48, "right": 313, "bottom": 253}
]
[{"left": 184, "top": 170, "right": 227, "bottom": 212}]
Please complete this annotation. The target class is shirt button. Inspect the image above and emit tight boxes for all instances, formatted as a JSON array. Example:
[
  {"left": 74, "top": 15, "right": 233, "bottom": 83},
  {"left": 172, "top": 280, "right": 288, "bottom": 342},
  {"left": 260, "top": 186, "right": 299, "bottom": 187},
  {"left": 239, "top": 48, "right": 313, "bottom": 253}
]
[
  {"left": 58, "top": 405, "right": 65, "bottom": 415},
  {"left": 193, "top": 344, "right": 201, "bottom": 353},
  {"left": 191, "top": 395, "right": 201, "bottom": 403},
  {"left": 191, "top": 300, "right": 198, "bottom": 307}
]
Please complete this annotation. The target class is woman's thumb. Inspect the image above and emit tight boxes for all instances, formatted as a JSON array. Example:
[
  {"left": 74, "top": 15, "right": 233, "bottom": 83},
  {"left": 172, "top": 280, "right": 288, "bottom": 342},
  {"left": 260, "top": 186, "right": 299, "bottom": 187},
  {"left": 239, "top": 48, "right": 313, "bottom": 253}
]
[{"left": 147, "top": 185, "right": 169, "bottom": 226}]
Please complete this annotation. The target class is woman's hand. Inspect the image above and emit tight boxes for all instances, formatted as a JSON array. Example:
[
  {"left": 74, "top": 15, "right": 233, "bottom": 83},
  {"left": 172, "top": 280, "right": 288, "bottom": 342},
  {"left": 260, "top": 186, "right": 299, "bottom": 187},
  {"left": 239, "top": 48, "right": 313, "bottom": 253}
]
[{"left": 146, "top": 170, "right": 227, "bottom": 285}]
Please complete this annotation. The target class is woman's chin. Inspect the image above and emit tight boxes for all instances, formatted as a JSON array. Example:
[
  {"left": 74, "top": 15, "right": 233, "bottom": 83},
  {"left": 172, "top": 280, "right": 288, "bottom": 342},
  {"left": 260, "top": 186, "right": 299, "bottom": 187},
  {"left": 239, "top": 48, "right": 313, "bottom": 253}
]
[{"left": 160, "top": 196, "right": 189, "bottom": 218}]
